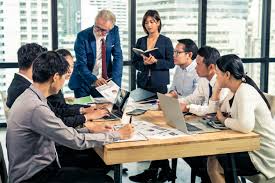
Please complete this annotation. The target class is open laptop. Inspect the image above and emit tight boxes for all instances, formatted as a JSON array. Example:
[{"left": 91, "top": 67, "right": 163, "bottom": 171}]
[
  {"left": 129, "top": 88, "right": 157, "bottom": 102},
  {"left": 102, "top": 89, "right": 130, "bottom": 120},
  {"left": 157, "top": 93, "right": 220, "bottom": 134}
]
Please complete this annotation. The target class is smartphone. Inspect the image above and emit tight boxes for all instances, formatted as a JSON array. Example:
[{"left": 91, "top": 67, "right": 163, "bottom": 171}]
[{"left": 126, "top": 109, "right": 146, "bottom": 116}]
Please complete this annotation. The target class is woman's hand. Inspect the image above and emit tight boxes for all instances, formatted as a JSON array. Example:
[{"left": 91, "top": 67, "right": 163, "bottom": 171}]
[
  {"left": 216, "top": 110, "right": 226, "bottom": 124},
  {"left": 142, "top": 54, "right": 157, "bottom": 65}
]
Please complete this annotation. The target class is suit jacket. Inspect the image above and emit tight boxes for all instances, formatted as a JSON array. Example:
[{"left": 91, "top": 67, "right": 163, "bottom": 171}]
[
  {"left": 6, "top": 73, "right": 32, "bottom": 108},
  {"left": 7, "top": 73, "right": 86, "bottom": 127},
  {"left": 133, "top": 34, "right": 174, "bottom": 89},
  {"left": 68, "top": 25, "right": 123, "bottom": 97}
]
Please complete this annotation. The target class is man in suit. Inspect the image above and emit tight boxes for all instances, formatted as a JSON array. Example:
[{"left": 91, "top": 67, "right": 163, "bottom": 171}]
[
  {"left": 6, "top": 43, "right": 47, "bottom": 108},
  {"left": 69, "top": 9, "right": 123, "bottom": 98}
]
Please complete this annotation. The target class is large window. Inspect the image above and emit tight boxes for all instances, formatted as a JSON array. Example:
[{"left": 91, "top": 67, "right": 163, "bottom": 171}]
[
  {"left": 57, "top": 0, "right": 130, "bottom": 92},
  {"left": 0, "top": 0, "right": 52, "bottom": 122},
  {"left": 268, "top": 1, "right": 275, "bottom": 93},
  {"left": 207, "top": 0, "right": 262, "bottom": 85}
]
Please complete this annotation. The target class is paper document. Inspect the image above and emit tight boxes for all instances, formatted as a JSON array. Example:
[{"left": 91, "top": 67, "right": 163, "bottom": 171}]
[
  {"left": 70, "top": 96, "right": 94, "bottom": 105},
  {"left": 96, "top": 80, "right": 119, "bottom": 103}
]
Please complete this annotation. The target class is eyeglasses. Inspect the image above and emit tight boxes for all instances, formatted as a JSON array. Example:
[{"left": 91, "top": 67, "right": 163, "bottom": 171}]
[
  {"left": 94, "top": 25, "right": 109, "bottom": 34},
  {"left": 173, "top": 50, "right": 186, "bottom": 56}
]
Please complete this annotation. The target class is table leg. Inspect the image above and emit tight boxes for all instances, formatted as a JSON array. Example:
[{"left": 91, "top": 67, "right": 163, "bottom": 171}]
[
  {"left": 171, "top": 158, "right": 178, "bottom": 183},
  {"left": 224, "top": 154, "right": 238, "bottom": 183},
  {"left": 114, "top": 164, "right": 122, "bottom": 183}
]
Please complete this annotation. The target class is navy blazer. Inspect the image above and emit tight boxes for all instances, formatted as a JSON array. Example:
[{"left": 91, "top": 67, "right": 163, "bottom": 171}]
[
  {"left": 133, "top": 34, "right": 174, "bottom": 89},
  {"left": 69, "top": 25, "right": 123, "bottom": 94}
]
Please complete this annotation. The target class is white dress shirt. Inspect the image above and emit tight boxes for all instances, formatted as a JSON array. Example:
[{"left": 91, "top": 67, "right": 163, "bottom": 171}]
[
  {"left": 169, "top": 61, "right": 199, "bottom": 97},
  {"left": 179, "top": 74, "right": 229, "bottom": 116},
  {"left": 92, "top": 29, "right": 107, "bottom": 79}
]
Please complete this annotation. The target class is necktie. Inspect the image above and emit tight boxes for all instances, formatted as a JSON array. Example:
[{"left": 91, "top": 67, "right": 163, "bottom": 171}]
[
  {"left": 208, "top": 83, "right": 213, "bottom": 99},
  {"left": 101, "top": 38, "right": 108, "bottom": 80}
]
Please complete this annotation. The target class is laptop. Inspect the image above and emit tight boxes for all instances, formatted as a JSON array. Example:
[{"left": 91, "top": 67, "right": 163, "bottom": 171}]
[
  {"left": 130, "top": 88, "right": 157, "bottom": 102},
  {"left": 157, "top": 93, "right": 220, "bottom": 134},
  {"left": 102, "top": 89, "right": 130, "bottom": 120}
]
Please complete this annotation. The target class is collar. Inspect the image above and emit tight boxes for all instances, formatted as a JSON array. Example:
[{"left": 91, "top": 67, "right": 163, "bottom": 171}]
[
  {"left": 29, "top": 84, "right": 47, "bottom": 103},
  {"left": 209, "top": 74, "right": 217, "bottom": 87},
  {"left": 17, "top": 73, "right": 33, "bottom": 84},
  {"left": 181, "top": 60, "right": 197, "bottom": 72}
]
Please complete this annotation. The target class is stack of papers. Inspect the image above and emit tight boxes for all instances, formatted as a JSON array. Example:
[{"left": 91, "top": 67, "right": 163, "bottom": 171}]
[{"left": 111, "top": 120, "right": 187, "bottom": 143}]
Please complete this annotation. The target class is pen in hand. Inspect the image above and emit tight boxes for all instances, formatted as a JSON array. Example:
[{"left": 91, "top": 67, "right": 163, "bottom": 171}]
[{"left": 129, "top": 115, "right": 132, "bottom": 124}]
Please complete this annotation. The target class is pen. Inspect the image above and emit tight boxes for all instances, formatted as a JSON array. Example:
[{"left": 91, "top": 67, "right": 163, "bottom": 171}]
[
  {"left": 129, "top": 115, "right": 132, "bottom": 124},
  {"left": 106, "top": 78, "right": 112, "bottom": 82}
]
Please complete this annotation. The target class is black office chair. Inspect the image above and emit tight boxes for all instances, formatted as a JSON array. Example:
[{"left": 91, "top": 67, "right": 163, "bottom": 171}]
[{"left": 0, "top": 142, "right": 8, "bottom": 183}]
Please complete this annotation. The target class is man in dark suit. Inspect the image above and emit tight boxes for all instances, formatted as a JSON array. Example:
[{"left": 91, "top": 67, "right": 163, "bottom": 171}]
[
  {"left": 69, "top": 9, "right": 123, "bottom": 98},
  {"left": 6, "top": 43, "right": 47, "bottom": 108}
]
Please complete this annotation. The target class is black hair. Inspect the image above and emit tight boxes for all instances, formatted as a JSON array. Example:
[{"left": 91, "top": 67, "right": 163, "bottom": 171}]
[
  {"left": 17, "top": 43, "right": 47, "bottom": 70},
  {"left": 56, "top": 49, "right": 72, "bottom": 58},
  {"left": 32, "top": 51, "right": 69, "bottom": 83},
  {"left": 142, "top": 10, "right": 162, "bottom": 35},
  {"left": 197, "top": 46, "right": 220, "bottom": 67},
  {"left": 216, "top": 54, "right": 271, "bottom": 110},
  {"left": 177, "top": 39, "right": 198, "bottom": 60}
]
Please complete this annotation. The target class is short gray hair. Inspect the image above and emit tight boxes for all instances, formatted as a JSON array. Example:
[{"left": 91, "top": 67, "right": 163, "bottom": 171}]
[{"left": 95, "top": 9, "right": 116, "bottom": 25}]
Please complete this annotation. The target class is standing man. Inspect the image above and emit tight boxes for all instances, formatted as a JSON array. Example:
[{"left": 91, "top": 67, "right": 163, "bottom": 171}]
[{"left": 69, "top": 9, "right": 123, "bottom": 98}]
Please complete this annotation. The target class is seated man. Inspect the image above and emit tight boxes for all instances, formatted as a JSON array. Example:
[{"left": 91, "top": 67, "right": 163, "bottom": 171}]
[
  {"left": 129, "top": 38, "right": 199, "bottom": 183},
  {"left": 7, "top": 43, "right": 105, "bottom": 127},
  {"left": 6, "top": 51, "right": 133, "bottom": 183},
  {"left": 179, "top": 46, "right": 228, "bottom": 183}
]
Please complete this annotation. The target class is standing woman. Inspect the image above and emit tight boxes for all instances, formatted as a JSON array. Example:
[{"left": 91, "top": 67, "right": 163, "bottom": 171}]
[
  {"left": 208, "top": 54, "right": 275, "bottom": 182},
  {"left": 133, "top": 10, "right": 174, "bottom": 94}
]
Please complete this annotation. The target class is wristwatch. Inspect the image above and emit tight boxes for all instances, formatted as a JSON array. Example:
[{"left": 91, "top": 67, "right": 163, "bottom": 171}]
[{"left": 80, "top": 107, "right": 85, "bottom": 114}]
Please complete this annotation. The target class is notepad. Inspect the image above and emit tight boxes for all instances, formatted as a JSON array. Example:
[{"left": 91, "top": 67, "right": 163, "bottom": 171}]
[
  {"left": 73, "top": 96, "right": 94, "bottom": 105},
  {"left": 132, "top": 47, "right": 163, "bottom": 58}
]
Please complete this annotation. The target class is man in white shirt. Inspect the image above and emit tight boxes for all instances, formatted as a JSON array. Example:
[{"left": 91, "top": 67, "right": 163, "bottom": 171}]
[
  {"left": 167, "top": 39, "right": 199, "bottom": 98},
  {"left": 179, "top": 46, "right": 228, "bottom": 183},
  {"left": 179, "top": 46, "right": 228, "bottom": 116}
]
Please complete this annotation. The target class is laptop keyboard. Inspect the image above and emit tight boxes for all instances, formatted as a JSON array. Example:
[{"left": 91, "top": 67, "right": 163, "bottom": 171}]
[
  {"left": 103, "top": 113, "right": 119, "bottom": 120},
  {"left": 186, "top": 123, "right": 202, "bottom": 132}
]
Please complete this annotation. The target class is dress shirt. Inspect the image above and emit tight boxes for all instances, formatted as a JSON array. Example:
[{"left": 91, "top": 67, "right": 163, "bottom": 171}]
[
  {"left": 6, "top": 85, "right": 120, "bottom": 183},
  {"left": 92, "top": 29, "right": 107, "bottom": 79},
  {"left": 179, "top": 74, "right": 229, "bottom": 116},
  {"left": 169, "top": 61, "right": 199, "bottom": 97}
]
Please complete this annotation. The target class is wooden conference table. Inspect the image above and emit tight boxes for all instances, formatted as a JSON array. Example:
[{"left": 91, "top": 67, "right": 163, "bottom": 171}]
[{"left": 94, "top": 110, "right": 260, "bottom": 183}]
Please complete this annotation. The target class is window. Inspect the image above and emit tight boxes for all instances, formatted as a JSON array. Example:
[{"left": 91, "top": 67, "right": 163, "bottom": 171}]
[
  {"left": 268, "top": 1, "right": 275, "bottom": 93},
  {"left": 207, "top": 0, "right": 262, "bottom": 58}
]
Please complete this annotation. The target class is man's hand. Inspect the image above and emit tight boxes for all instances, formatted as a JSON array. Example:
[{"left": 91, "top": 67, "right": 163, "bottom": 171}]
[
  {"left": 82, "top": 106, "right": 97, "bottom": 114},
  {"left": 180, "top": 102, "right": 189, "bottom": 112},
  {"left": 166, "top": 91, "right": 178, "bottom": 98},
  {"left": 84, "top": 109, "right": 109, "bottom": 121},
  {"left": 95, "top": 78, "right": 108, "bottom": 87},
  {"left": 117, "top": 124, "right": 134, "bottom": 140},
  {"left": 85, "top": 122, "right": 113, "bottom": 133}
]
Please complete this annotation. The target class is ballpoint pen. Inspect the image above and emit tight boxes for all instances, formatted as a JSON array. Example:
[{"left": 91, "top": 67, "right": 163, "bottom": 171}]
[{"left": 129, "top": 115, "right": 132, "bottom": 124}]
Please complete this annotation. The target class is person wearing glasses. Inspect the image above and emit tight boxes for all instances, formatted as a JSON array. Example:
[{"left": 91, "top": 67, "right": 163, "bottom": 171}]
[
  {"left": 69, "top": 9, "right": 123, "bottom": 98},
  {"left": 167, "top": 39, "right": 199, "bottom": 98},
  {"left": 132, "top": 10, "right": 174, "bottom": 94}
]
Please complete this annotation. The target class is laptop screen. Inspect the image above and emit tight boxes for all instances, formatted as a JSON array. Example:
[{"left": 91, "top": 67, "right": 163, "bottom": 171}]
[{"left": 113, "top": 89, "right": 130, "bottom": 111}]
